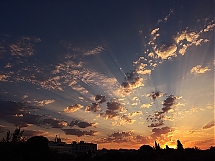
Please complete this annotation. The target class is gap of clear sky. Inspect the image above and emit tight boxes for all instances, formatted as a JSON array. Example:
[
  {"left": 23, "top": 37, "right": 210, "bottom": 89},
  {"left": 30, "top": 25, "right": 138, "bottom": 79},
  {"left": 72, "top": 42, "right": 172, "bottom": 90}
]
[{"left": 0, "top": 0, "right": 214, "bottom": 150}]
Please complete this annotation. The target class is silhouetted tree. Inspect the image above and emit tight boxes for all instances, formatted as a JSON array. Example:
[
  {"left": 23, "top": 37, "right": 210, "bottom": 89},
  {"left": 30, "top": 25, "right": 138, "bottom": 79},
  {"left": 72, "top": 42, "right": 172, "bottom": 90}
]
[
  {"left": 25, "top": 136, "right": 50, "bottom": 161},
  {"left": 177, "top": 140, "right": 184, "bottom": 151},
  {"left": 139, "top": 145, "right": 154, "bottom": 152},
  {"left": 1, "top": 127, "right": 24, "bottom": 143},
  {"left": 154, "top": 141, "right": 161, "bottom": 151}
]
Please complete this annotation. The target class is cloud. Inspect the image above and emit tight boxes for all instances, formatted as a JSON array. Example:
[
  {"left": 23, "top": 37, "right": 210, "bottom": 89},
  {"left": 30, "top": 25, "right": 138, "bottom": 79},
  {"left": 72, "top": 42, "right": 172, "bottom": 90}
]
[
  {"left": 148, "top": 91, "right": 163, "bottom": 101},
  {"left": 0, "top": 74, "right": 10, "bottom": 82},
  {"left": 151, "top": 126, "right": 172, "bottom": 139},
  {"left": 191, "top": 65, "right": 210, "bottom": 74},
  {"left": 10, "top": 36, "right": 41, "bottom": 57},
  {"left": 119, "top": 111, "right": 142, "bottom": 125},
  {"left": 173, "top": 29, "right": 209, "bottom": 55},
  {"left": 120, "top": 70, "right": 144, "bottom": 95},
  {"left": 203, "top": 121, "right": 215, "bottom": 129},
  {"left": 146, "top": 95, "right": 177, "bottom": 127},
  {"left": 96, "top": 131, "right": 151, "bottom": 145},
  {"left": 95, "top": 94, "right": 106, "bottom": 104},
  {"left": 0, "top": 100, "right": 72, "bottom": 130},
  {"left": 69, "top": 120, "right": 97, "bottom": 128},
  {"left": 62, "top": 129, "right": 97, "bottom": 137},
  {"left": 84, "top": 45, "right": 105, "bottom": 56},
  {"left": 162, "top": 95, "right": 176, "bottom": 113},
  {"left": 151, "top": 28, "right": 159, "bottom": 35},
  {"left": 34, "top": 99, "right": 55, "bottom": 106},
  {"left": 64, "top": 104, "right": 83, "bottom": 113},
  {"left": 154, "top": 44, "right": 177, "bottom": 59},
  {"left": 174, "top": 31, "right": 200, "bottom": 44},
  {"left": 85, "top": 103, "right": 101, "bottom": 112},
  {"left": 0, "top": 100, "right": 40, "bottom": 127},
  {"left": 23, "top": 129, "right": 48, "bottom": 137},
  {"left": 140, "top": 103, "right": 152, "bottom": 108},
  {"left": 119, "top": 115, "right": 135, "bottom": 125},
  {"left": 158, "top": 8, "right": 174, "bottom": 23},
  {"left": 148, "top": 121, "right": 164, "bottom": 127},
  {"left": 136, "top": 63, "right": 152, "bottom": 75},
  {"left": 41, "top": 118, "right": 68, "bottom": 128},
  {"left": 202, "top": 23, "right": 215, "bottom": 32},
  {"left": 96, "top": 131, "right": 134, "bottom": 144},
  {"left": 103, "top": 100, "right": 127, "bottom": 120}
]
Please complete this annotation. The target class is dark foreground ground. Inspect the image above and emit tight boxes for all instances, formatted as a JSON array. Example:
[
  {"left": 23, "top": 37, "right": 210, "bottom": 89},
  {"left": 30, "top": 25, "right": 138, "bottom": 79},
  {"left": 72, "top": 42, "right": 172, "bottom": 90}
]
[{"left": 0, "top": 142, "right": 215, "bottom": 161}]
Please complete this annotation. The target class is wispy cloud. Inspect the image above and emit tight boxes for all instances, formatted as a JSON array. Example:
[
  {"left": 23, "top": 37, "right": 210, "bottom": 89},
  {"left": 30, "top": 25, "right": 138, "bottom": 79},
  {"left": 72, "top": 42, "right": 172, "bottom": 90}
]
[{"left": 84, "top": 45, "right": 105, "bottom": 56}]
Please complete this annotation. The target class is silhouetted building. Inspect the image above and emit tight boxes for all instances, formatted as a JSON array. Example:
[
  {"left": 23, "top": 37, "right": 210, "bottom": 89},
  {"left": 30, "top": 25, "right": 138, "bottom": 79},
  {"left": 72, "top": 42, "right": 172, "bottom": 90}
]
[
  {"left": 71, "top": 141, "right": 97, "bottom": 155},
  {"left": 48, "top": 136, "right": 97, "bottom": 154},
  {"left": 48, "top": 135, "right": 69, "bottom": 153}
]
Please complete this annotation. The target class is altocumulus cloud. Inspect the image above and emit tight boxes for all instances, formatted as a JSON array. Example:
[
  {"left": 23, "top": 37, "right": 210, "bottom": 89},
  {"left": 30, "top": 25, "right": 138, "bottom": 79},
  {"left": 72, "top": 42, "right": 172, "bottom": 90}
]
[{"left": 191, "top": 65, "right": 210, "bottom": 74}]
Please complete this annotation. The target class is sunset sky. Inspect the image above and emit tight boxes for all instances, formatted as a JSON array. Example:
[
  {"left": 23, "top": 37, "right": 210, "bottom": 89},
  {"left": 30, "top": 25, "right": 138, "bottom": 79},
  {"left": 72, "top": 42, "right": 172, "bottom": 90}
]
[{"left": 0, "top": 0, "right": 214, "bottom": 150}]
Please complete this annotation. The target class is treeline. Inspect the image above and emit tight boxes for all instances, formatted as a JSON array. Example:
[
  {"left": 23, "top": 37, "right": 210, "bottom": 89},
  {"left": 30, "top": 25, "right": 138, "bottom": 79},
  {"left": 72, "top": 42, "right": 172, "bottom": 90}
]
[{"left": 1, "top": 128, "right": 215, "bottom": 161}]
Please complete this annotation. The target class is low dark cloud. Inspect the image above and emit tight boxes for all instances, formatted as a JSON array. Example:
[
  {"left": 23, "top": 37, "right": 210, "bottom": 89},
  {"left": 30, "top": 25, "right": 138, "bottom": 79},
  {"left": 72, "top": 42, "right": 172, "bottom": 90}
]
[
  {"left": 148, "top": 121, "right": 164, "bottom": 127},
  {"left": 148, "top": 91, "right": 163, "bottom": 101},
  {"left": 0, "top": 100, "right": 41, "bottom": 127},
  {"left": 22, "top": 129, "right": 47, "bottom": 137},
  {"left": 121, "top": 70, "right": 144, "bottom": 94},
  {"left": 147, "top": 95, "right": 176, "bottom": 127},
  {"left": 41, "top": 118, "right": 67, "bottom": 129},
  {"left": 95, "top": 131, "right": 151, "bottom": 145},
  {"left": 102, "top": 100, "right": 127, "bottom": 120},
  {"left": 0, "top": 100, "right": 67, "bottom": 129},
  {"left": 69, "top": 120, "right": 96, "bottom": 128},
  {"left": 62, "top": 129, "right": 97, "bottom": 137},
  {"left": 95, "top": 94, "right": 106, "bottom": 104},
  {"left": 203, "top": 121, "right": 215, "bottom": 129},
  {"left": 162, "top": 95, "right": 176, "bottom": 113},
  {"left": 151, "top": 126, "right": 172, "bottom": 139},
  {"left": 85, "top": 103, "right": 101, "bottom": 112}
]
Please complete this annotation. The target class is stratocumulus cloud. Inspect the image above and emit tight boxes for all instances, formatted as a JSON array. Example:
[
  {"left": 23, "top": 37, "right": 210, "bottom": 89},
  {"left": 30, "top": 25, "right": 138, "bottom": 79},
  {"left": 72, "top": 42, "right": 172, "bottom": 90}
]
[
  {"left": 62, "top": 129, "right": 97, "bottom": 137},
  {"left": 69, "top": 120, "right": 97, "bottom": 128}
]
